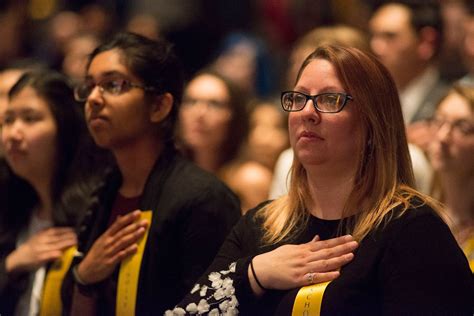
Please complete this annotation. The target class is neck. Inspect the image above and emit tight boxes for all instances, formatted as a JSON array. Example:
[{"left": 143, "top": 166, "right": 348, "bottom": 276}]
[
  {"left": 29, "top": 177, "right": 53, "bottom": 221},
  {"left": 193, "top": 146, "right": 221, "bottom": 173},
  {"left": 305, "top": 165, "right": 356, "bottom": 220},
  {"left": 439, "top": 172, "right": 474, "bottom": 226},
  {"left": 397, "top": 63, "right": 429, "bottom": 91},
  {"left": 113, "top": 137, "right": 164, "bottom": 198}
]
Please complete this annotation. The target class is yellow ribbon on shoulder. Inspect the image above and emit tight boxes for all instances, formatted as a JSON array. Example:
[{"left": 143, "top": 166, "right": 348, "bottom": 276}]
[
  {"left": 116, "top": 210, "right": 153, "bottom": 316},
  {"left": 292, "top": 281, "right": 330, "bottom": 316},
  {"left": 462, "top": 236, "right": 474, "bottom": 272},
  {"left": 40, "top": 245, "right": 77, "bottom": 316}
]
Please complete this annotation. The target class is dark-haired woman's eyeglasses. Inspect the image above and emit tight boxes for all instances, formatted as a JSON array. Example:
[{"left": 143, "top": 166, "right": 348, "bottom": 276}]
[
  {"left": 281, "top": 91, "right": 353, "bottom": 113},
  {"left": 74, "top": 78, "right": 156, "bottom": 102}
]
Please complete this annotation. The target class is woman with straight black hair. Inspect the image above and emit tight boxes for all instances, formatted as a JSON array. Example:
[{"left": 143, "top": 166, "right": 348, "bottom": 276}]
[
  {"left": 0, "top": 69, "right": 104, "bottom": 315},
  {"left": 62, "top": 32, "right": 240, "bottom": 315}
]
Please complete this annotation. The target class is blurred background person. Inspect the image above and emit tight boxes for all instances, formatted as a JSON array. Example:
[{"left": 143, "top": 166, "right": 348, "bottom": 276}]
[
  {"left": 61, "top": 32, "right": 101, "bottom": 83},
  {"left": 0, "top": 70, "right": 99, "bottom": 315},
  {"left": 369, "top": 0, "right": 448, "bottom": 125},
  {"left": 245, "top": 99, "right": 289, "bottom": 171},
  {"left": 369, "top": 1, "right": 452, "bottom": 158},
  {"left": 126, "top": 13, "right": 161, "bottom": 40},
  {"left": 221, "top": 99, "right": 288, "bottom": 213},
  {"left": 178, "top": 69, "right": 249, "bottom": 175},
  {"left": 221, "top": 160, "right": 273, "bottom": 214},
  {"left": 210, "top": 32, "right": 276, "bottom": 98},
  {"left": 286, "top": 24, "right": 370, "bottom": 89},
  {"left": 460, "top": 1, "right": 474, "bottom": 86},
  {"left": 428, "top": 83, "right": 474, "bottom": 271},
  {"left": 0, "top": 60, "right": 45, "bottom": 130}
]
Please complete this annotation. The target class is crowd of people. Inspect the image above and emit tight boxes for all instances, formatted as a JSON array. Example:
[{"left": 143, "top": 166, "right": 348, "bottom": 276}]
[{"left": 0, "top": 0, "right": 473, "bottom": 315}]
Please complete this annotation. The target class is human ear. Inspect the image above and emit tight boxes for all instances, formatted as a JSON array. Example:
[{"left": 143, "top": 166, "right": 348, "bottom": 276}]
[{"left": 150, "top": 93, "right": 173, "bottom": 123}]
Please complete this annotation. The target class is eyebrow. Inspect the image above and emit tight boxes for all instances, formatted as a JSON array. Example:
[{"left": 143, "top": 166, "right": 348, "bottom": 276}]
[
  {"left": 85, "top": 70, "right": 128, "bottom": 81},
  {"left": 294, "top": 85, "right": 346, "bottom": 94}
]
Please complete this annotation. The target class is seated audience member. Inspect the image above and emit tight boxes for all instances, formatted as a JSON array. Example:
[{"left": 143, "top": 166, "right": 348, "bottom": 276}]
[
  {"left": 244, "top": 99, "right": 289, "bottom": 171},
  {"left": 62, "top": 32, "right": 241, "bottom": 315},
  {"left": 460, "top": 1, "right": 474, "bottom": 86},
  {"left": 271, "top": 23, "right": 432, "bottom": 197},
  {"left": 370, "top": 1, "right": 452, "bottom": 152},
  {"left": 178, "top": 69, "right": 249, "bottom": 175},
  {"left": 428, "top": 83, "right": 474, "bottom": 271},
  {"left": 286, "top": 24, "right": 370, "bottom": 89},
  {"left": 62, "top": 32, "right": 101, "bottom": 83},
  {"left": 0, "top": 60, "right": 45, "bottom": 130},
  {"left": 370, "top": 0, "right": 449, "bottom": 124},
  {"left": 221, "top": 160, "right": 273, "bottom": 214},
  {"left": 0, "top": 70, "right": 98, "bottom": 315},
  {"left": 168, "top": 45, "right": 473, "bottom": 315}
]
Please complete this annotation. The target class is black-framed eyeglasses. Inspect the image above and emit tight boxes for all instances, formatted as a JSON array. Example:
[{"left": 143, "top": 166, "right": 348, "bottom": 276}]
[
  {"left": 74, "top": 78, "right": 156, "bottom": 102},
  {"left": 281, "top": 91, "right": 353, "bottom": 113}
]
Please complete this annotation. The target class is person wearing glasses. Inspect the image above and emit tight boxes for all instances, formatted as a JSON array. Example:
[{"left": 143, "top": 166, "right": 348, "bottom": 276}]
[
  {"left": 61, "top": 32, "right": 241, "bottom": 315},
  {"left": 167, "top": 45, "right": 473, "bottom": 315},
  {"left": 427, "top": 83, "right": 474, "bottom": 272}
]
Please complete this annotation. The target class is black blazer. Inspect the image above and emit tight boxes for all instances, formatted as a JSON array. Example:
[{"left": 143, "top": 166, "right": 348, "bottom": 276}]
[{"left": 61, "top": 145, "right": 241, "bottom": 315}]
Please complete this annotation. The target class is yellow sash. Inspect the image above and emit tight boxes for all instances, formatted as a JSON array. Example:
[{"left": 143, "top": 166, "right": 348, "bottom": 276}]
[
  {"left": 40, "top": 245, "right": 77, "bottom": 316},
  {"left": 462, "top": 236, "right": 474, "bottom": 272},
  {"left": 116, "top": 210, "right": 152, "bottom": 316},
  {"left": 292, "top": 282, "right": 330, "bottom": 316}
]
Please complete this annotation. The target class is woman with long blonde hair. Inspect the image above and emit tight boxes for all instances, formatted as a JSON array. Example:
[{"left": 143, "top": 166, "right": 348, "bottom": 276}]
[{"left": 168, "top": 45, "right": 473, "bottom": 315}]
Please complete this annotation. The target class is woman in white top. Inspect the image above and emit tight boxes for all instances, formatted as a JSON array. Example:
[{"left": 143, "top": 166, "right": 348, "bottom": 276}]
[{"left": 0, "top": 70, "right": 105, "bottom": 315}]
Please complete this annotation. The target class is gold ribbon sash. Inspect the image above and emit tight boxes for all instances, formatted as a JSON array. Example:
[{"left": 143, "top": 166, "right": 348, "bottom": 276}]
[
  {"left": 292, "top": 281, "right": 330, "bottom": 316},
  {"left": 116, "top": 210, "right": 153, "bottom": 316},
  {"left": 40, "top": 245, "right": 77, "bottom": 316},
  {"left": 462, "top": 236, "right": 474, "bottom": 272}
]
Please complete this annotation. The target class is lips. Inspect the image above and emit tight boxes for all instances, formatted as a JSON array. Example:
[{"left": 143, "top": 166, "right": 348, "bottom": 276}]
[
  {"left": 298, "top": 130, "right": 323, "bottom": 140},
  {"left": 88, "top": 114, "right": 109, "bottom": 128},
  {"left": 5, "top": 145, "right": 26, "bottom": 159}
]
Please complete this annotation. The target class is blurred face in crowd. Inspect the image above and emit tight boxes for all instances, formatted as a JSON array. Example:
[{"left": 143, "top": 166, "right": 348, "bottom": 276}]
[
  {"left": 247, "top": 103, "right": 288, "bottom": 169},
  {"left": 180, "top": 74, "right": 232, "bottom": 152},
  {"left": 1, "top": 87, "right": 57, "bottom": 182},
  {"left": 62, "top": 34, "right": 99, "bottom": 82},
  {"left": 429, "top": 92, "right": 474, "bottom": 175},
  {"left": 369, "top": 4, "right": 422, "bottom": 89},
  {"left": 288, "top": 58, "right": 361, "bottom": 174},
  {"left": 84, "top": 49, "right": 155, "bottom": 150},
  {"left": 462, "top": 16, "right": 474, "bottom": 74}
]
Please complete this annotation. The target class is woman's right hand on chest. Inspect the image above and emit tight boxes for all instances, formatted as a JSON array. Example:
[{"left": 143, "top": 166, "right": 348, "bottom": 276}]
[
  {"left": 5, "top": 227, "right": 77, "bottom": 273},
  {"left": 75, "top": 210, "right": 148, "bottom": 285},
  {"left": 248, "top": 234, "right": 358, "bottom": 295}
]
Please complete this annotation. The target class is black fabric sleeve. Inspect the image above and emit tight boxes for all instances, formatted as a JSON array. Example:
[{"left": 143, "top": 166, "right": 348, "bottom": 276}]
[
  {"left": 177, "top": 186, "right": 241, "bottom": 293},
  {"left": 379, "top": 209, "right": 474, "bottom": 315},
  {"left": 168, "top": 209, "right": 264, "bottom": 315},
  {"left": 0, "top": 252, "right": 29, "bottom": 314}
]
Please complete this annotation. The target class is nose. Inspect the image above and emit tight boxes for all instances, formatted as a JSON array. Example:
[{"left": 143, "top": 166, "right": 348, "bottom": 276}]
[
  {"left": 300, "top": 98, "right": 321, "bottom": 124},
  {"left": 3, "top": 120, "right": 23, "bottom": 144},
  {"left": 86, "top": 85, "right": 104, "bottom": 112},
  {"left": 190, "top": 100, "right": 209, "bottom": 117},
  {"left": 436, "top": 122, "right": 453, "bottom": 143}
]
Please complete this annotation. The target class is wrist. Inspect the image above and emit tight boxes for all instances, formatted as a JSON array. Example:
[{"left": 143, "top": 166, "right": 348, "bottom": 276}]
[
  {"left": 5, "top": 251, "right": 23, "bottom": 274},
  {"left": 73, "top": 264, "right": 89, "bottom": 285},
  {"left": 73, "top": 263, "right": 99, "bottom": 296},
  {"left": 248, "top": 257, "right": 267, "bottom": 296}
]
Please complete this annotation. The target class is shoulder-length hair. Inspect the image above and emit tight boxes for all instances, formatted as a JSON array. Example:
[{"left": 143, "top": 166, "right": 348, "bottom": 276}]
[
  {"left": 179, "top": 69, "right": 249, "bottom": 169},
  {"left": 258, "top": 45, "right": 441, "bottom": 244},
  {"left": 1, "top": 70, "right": 92, "bottom": 238}
]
